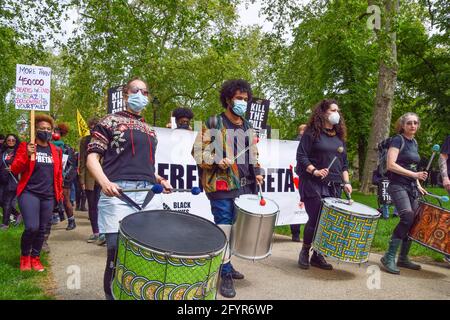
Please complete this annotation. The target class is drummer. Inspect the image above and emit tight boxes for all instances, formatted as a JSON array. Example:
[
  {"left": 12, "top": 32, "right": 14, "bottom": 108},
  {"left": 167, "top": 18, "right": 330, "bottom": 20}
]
[
  {"left": 381, "top": 112, "right": 428, "bottom": 274},
  {"left": 192, "top": 79, "right": 264, "bottom": 298},
  {"left": 296, "top": 99, "right": 352, "bottom": 270},
  {"left": 87, "top": 77, "right": 173, "bottom": 300},
  {"left": 439, "top": 135, "right": 450, "bottom": 264}
]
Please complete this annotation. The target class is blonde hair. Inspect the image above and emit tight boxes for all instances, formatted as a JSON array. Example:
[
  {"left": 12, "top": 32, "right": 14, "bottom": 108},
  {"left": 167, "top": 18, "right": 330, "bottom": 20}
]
[
  {"left": 395, "top": 112, "right": 420, "bottom": 134},
  {"left": 298, "top": 124, "right": 307, "bottom": 135}
]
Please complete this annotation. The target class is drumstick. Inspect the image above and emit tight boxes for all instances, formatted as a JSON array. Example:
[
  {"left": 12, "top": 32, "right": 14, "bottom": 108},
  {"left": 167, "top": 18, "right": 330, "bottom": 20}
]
[
  {"left": 426, "top": 192, "right": 449, "bottom": 202},
  {"left": 327, "top": 147, "right": 344, "bottom": 170},
  {"left": 343, "top": 189, "right": 354, "bottom": 205},
  {"left": 425, "top": 144, "right": 440, "bottom": 171},
  {"left": 122, "top": 185, "right": 202, "bottom": 195},
  {"left": 231, "top": 136, "right": 260, "bottom": 163},
  {"left": 257, "top": 183, "right": 266, "bottom": 206}
]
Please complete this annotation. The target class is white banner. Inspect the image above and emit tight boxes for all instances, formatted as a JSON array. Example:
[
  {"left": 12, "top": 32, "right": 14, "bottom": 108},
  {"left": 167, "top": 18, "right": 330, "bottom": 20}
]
[
  {"left": 15, "top": 64, "right": 52, "bottom": 111},
  {"left": 154, "top": 128, "right": 307, "bottom": 225}
]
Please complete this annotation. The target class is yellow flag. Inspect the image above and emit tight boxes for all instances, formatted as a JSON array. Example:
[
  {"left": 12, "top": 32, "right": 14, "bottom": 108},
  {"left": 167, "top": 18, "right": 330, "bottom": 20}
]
[{"left": 77, "top": 109, "right": 90, "bottom": 137}]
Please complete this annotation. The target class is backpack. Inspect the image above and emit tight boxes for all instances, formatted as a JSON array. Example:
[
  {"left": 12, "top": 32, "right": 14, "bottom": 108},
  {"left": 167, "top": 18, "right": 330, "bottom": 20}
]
[{"left": 373, "top": 134, "right": 416, "bottom": 185}]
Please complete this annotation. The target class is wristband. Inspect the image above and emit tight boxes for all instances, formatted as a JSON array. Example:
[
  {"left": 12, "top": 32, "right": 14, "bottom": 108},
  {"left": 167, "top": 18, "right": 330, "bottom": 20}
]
[{"left": 311, "top": 169, "right": 317, "bottom": 176}]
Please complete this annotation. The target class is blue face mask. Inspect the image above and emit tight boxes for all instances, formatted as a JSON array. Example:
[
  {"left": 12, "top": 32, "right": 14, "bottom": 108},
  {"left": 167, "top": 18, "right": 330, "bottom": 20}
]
[
  {"left": 232, "top": 99, "right": 247, "bottom": 117},
  {"left": 127, "top": 93, "right": 149, "bottom": 112}
]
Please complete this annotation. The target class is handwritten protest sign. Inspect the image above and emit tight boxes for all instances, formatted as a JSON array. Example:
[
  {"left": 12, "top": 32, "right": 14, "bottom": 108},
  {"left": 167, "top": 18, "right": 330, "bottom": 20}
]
[{"left": 15, "top": 64, "right": 52, "bottom": 111}]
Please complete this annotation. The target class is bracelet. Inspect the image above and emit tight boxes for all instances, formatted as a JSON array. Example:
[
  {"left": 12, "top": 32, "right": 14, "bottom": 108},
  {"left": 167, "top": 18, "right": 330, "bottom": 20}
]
[
  {"left": 343, "top": 181, "right": 351, "bottom": 185},
  {"left": 311, "top": 169, "right": 317, "bottom": 176}
]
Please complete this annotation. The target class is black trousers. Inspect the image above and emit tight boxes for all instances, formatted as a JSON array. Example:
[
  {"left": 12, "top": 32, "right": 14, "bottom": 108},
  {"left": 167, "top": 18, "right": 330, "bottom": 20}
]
[
  {"left": 388, "top": 183, "right": 419, "bottom": 240},
  {"left": 86, "top": 185, "right": 101, "bottom": 234},
  {"left": 2, "top": 190, "right": 19, "bottom": 225}
]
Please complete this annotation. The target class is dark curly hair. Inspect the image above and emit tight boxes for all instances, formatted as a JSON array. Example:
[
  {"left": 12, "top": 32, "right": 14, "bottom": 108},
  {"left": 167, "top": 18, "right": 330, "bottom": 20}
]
[
  {"left": 306, "top": 99, "right": 347, "bottom": 142},
  {"left": 172, "top": 107, "right": 194, "bottom": 120},
  {"left": 1, "top": 133, "right": 20, "bottom": 152},
  {"left": 220, "top": 79, "right": 252, "bottom": 108},
  {"left": 56, "top": 122, "right": 69, "bottom": 136}
]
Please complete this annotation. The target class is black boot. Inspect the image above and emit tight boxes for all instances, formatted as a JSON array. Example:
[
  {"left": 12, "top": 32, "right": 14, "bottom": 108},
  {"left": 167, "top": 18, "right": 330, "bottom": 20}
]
[
  {"left": 219, "top": 274, "right": 236, "bottom": 298},
  {"left": 66, "top": 217, "right": 76, "bottom": 231},
  {"left": 380, "top": 238, "right": 401, "bottom": 274},
  {"left": 230, "top": 265, "right": 244, "bottom": 280},
  {"left": 397, "top": 239, "right": 421, "bottom": 270},
  {"left": 310, "top": 251, "right": 333, "bottom": 270},
  {"left": 298, "top": 244, "right": 311, "bottom": 269}
]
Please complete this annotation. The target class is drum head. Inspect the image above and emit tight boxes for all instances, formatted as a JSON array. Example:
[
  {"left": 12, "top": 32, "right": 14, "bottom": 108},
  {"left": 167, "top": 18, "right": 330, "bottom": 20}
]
[
  {"left": 234, "top": 194, "right": 279, "bottom": 215},
  {"left": 120, "top": 210, "right": 227, "bottom": 256},
  {"left": 322, "top": 197, "right": 380, "bottom": 217}
]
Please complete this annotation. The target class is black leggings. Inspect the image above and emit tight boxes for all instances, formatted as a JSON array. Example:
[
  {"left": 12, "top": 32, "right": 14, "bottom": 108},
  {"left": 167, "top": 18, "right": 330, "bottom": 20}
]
[
  {"left": 2, "top": 190, "right": 19, "bottom": 225},
  {"left": 85, "top": 185, "right": 101, "bottom": 234},
  {"left": 18, "top": 192, "right": 54, "bottom": 256},
  {"left": 104, "top": 233, "right": 118, "bottom": 299},
  {"left": 388, "top": 183, "right": 419, "bottom": 240},
  {"left": 302, "top": 197, "right": 323, "bottom": 246}
]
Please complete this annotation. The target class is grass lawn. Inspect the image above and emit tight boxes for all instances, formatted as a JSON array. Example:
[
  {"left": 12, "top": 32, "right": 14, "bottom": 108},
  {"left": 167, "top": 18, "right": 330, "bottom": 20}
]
[
  {"left": 276, "top": 187, "right": 449, "bottom": 262},
  {"left": 0, "top": 225, "right": 54, "bottom": 300}
]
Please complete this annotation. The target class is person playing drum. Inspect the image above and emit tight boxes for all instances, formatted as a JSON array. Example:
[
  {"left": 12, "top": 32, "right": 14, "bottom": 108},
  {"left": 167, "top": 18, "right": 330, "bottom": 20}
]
[
  {"left": 380, "top": 112, "right": 428, "bottom": 274},
  {"left": 438, "top": 134, "right": 450, "bottom": 264},
  {"left": 192, "top": 79, "right": 264, "bottom": 298},
  {"left": 296, "top": 99, "right": 352, "bottom": 270},
  {"left": 87, "top": 77, "right": 173, "bottom": 300}
]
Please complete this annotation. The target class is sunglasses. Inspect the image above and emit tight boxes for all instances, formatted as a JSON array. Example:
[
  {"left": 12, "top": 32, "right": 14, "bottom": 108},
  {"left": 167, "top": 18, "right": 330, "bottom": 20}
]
[
  {"left": 129, "top": 86, "right": 149, "bottom": 96},
  {"left": 406, "top": 121, "right": 419, "bottom": 125}
]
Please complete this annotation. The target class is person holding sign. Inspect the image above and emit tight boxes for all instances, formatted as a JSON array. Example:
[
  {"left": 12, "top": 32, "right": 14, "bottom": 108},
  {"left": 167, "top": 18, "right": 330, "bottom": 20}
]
[
  {"left": 296, "top": 99, "right": 352, "bottom": 270},
  {"left": 192, "top": 79, "right": 264, "bottom": 298},
  {"left": 87, "top": 77, "right": 172, "bottom": 300},
  {"left": 381, "top": 113, "right": 428, "bottom": 274},
  {"left": 11, "top": 114, "right": 63, "bottom": 272}
]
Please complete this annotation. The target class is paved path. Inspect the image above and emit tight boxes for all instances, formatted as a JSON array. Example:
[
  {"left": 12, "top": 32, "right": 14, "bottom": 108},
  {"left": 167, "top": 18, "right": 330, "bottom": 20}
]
[{"left": 48, "top": 212, "right": 450, "bottom": 300}]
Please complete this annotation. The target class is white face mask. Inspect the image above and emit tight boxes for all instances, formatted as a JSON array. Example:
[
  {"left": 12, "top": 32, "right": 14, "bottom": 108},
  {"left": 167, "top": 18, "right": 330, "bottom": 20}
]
[{"left": 328, "top": 112, "right": 340, "bottom": 125}]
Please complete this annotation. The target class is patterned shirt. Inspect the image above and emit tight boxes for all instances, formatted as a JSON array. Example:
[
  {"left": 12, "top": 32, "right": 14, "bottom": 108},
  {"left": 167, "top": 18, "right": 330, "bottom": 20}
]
[{"left": 87, "top": 111, "right": 158, "bottom": 183}]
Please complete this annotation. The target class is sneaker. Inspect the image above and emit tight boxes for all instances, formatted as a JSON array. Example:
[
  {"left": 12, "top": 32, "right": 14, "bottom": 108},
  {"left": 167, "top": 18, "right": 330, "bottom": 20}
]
[
  {"left": 20, "top": 256, "right": 31, "bottom": 271},
  {"left": 96, "top": 234, "right": 106, "bottom": 246},
  {"left": 230, "top": 266, "right": 244, "bottom": 280},
  {"left": 87, "top": 234, "right": 99, "bottom": 243},
  {"left": 51, "top": 214, "right": 60, "bottom": 225},
  {"left": 219, "top": 274, "right": 236, "bottom": 298},
  {"left": 14, "top": 214, "right": 23, "bottom": 226},
  {"left": 66, "top": 218, "right": 76, "bottom": 231},
  {"left": 30, "top": 256, "right": 45, "bottom": 272}
]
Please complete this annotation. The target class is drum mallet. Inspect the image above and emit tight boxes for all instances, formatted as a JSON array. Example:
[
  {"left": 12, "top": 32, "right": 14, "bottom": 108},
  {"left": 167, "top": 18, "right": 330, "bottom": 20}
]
[
  {"left": 425, "top": 144, "right": 440, "bottom": 171},
  {"left": 122, "top": 185, "right": 202, "bottom": 195},
  {"left": 257, "top": 183, "right": 266, "bottom": 206},
  {"left": 321, "top": 147, "right": 344, "bottom": 180},
  {"left": 426, "top": 192, "right": 449, "bottom": 202}
]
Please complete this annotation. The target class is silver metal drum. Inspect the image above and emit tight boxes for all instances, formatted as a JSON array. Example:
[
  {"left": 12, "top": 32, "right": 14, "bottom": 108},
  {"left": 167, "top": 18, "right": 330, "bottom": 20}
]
[{"left": 231, "top": 194, "right": 279, "bottom": 260}]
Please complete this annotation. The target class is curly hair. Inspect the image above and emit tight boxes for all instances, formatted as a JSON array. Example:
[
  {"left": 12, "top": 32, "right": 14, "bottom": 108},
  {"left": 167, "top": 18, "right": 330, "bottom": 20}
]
[
  {"left": 35, "top": 114, "right": 55, "bottom": 129},
  {"left": 306, "top": 99, "right": 347, "bottom": 141},
  {"left": 220, "top": 79, "right": 252, "bottom": 108},
  {"left": 395, "top": 112, "right": 420, "bottom": 134},
  {"left": 56, "top": 122, "right": 70, "bottom": 136},
  {"left": 172, "top": 107, "right": 194, "bottom": 120},
  {"left": 1, "top": 133, "right": 20, "bottom": 152}
]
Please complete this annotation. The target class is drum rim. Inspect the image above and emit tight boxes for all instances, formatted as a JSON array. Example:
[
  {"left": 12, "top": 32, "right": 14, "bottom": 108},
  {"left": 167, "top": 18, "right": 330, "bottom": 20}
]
[
  {"left": 418, "top": 200, "right": 450, "bottom": 213},
  {"left": 119, "top": 210, "right": 227, "bottom": 257},
  {"left": 322, "top": 198, "right": 381, "bottom": 219},
  {"left": 234, "top": 195, "right": 280, "bottom": 216},
  {"left": 407, "top": 236, "right": 449, "bottom": 256}
]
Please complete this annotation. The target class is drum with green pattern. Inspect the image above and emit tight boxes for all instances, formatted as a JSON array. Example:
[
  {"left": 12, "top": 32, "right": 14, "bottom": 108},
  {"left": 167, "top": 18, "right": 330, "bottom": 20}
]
[{"left": 112, "top": 210, "right": 226, "bottom": 300}]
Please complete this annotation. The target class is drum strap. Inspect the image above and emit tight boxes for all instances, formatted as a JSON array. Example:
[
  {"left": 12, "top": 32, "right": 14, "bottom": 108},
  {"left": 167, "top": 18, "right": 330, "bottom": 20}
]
[{"left": 217, "top": 224, "right": 232, "bottom": 264}]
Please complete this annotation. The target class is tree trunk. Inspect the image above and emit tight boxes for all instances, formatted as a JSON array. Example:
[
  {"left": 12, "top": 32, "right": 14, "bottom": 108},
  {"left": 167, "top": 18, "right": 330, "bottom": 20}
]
[{"left": 360, "top": 0, "right": 399, "bottom": 193}]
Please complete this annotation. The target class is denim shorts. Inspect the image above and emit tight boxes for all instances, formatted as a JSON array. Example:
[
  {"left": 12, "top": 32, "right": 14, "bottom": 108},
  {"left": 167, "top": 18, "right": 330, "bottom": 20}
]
[{"left": 97, "top": 180, "right": 163, "bottom": 234}]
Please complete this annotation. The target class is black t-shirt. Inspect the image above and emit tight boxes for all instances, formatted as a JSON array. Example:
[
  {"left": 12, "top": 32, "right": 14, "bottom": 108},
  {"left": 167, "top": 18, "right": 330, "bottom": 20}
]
[
  {"left": 87, "top": 111, "right": 158, "bottom": 183},
  {"left": 387, "top": 134, "right": 420, "bottom": 185},
  {"left": 296, "top": 129, "right": 349, "bottom": 198},
  {"left": 441, "top": 135, "right": 450, "bottom": 178},
  {"left": 25, "top": 145, "right": 54, "bottom": 199},
  {"left": 221, "top": 114, "right": 252, "bottom": 181}
]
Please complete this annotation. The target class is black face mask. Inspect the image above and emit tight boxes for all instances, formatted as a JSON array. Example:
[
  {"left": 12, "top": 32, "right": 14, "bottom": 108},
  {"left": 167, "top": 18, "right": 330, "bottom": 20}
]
[
  {"left": 36, "top": 130, "right": 52, "bottom": 142},
  {"left": 177, "top": 123, "right": 190, "bottom": 130}
]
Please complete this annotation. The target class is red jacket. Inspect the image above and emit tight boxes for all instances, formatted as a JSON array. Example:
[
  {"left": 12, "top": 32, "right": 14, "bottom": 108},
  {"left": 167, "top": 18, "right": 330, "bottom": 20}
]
[{"left": 11, "top": 141, "right": 64, "bottom": 202}]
